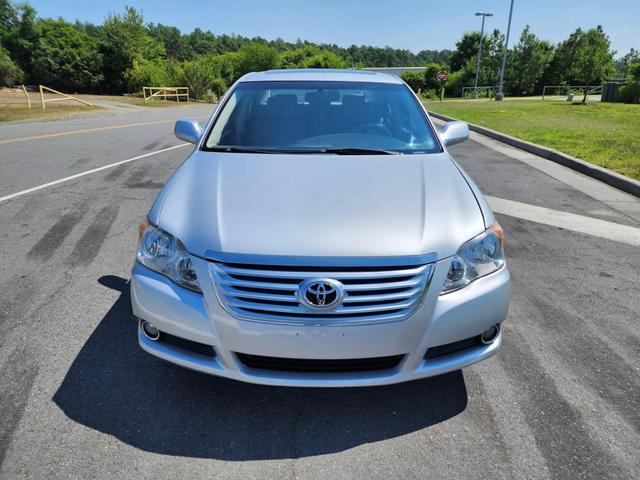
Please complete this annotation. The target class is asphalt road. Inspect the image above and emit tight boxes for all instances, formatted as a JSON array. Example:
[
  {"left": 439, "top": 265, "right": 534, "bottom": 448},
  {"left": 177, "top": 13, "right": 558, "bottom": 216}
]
[{"left": 0, "top": 104, "right": 638, "bottom": 480}]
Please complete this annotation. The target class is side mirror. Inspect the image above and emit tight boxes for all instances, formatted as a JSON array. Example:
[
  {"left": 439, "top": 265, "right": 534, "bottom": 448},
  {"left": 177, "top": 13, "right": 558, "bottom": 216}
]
[
  {"left": 175, "top": 119, "right": 203, "bottom": 144},
  {"left": 439, "top": 121, "right": 469, "bottom": 147}
]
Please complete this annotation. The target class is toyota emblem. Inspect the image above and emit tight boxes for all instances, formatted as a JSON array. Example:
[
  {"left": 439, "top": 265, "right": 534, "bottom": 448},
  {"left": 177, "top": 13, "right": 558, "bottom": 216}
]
[{"left": 298, "top": 278, "right": 345, "bottom": 310}]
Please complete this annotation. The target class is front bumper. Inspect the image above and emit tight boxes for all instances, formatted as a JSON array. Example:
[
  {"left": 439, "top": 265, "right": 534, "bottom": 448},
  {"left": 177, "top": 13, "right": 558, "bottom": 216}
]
[{"left": 131, "top": 256, "right": 510, "bottom": 387}]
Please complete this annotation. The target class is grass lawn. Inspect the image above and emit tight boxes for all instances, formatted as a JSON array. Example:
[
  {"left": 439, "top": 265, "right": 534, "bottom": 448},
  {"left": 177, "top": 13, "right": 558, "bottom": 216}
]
[
  {"left": 102, "top": 95, "right": 199, "bottom": 108},
  {"left": 425, "top": 98, "right": 640, "bottom": 180},
  {"left": 0, "top": 102, "right": 100, "bottom": 122}
]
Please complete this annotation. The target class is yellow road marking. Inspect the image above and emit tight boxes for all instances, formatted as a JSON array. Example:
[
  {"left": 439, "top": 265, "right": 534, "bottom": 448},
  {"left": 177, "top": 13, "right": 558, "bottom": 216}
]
[{"left": 0, "top": 115, "right": 210, "bottom": 145}]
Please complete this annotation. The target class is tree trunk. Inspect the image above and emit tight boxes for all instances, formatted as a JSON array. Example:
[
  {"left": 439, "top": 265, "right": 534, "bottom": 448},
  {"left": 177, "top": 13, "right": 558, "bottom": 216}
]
[{"left": 582, "top": 85, "right": 588, "bottom": 104}]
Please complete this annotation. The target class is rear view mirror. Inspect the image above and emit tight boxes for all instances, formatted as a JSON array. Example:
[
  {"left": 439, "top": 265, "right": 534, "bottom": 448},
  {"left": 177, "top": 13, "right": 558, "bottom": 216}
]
[
  {"left": 175, "top": 119, "right": 203, "bottom": 144},
  {"left": 439, "top": 121, "right": 469, "bottom": 147}
]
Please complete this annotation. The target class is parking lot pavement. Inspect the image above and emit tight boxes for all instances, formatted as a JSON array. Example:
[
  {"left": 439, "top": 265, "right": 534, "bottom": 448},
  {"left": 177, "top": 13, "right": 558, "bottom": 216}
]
[{"left": 0, "top": 109, "right": 638, "bottom": 479}]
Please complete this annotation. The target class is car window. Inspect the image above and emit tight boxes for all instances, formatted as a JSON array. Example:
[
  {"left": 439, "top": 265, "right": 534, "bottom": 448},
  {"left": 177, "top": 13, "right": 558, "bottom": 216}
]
[{"left": 204, "top": 81, "right": 440, "bottom": 154}]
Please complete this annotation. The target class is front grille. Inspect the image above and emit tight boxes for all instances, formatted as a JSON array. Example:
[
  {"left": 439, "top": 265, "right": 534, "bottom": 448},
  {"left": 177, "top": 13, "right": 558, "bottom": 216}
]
[
  {"left": 210, "top": 260, "right": 434, "bottom": 325},
  {"left": 424, "top": 335, "right": 482, "bottom": 360},
  {"left": 160, "top": 332, "right": 216, "bottom": 357},
  {"left": 236, "top": 353, "right": 404, "bottom": 373}
]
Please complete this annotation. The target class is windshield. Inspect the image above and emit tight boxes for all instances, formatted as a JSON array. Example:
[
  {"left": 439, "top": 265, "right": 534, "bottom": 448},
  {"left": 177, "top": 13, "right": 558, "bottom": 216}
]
[{"left": 204, "top": 81, "right": 440, "bottom": 154}]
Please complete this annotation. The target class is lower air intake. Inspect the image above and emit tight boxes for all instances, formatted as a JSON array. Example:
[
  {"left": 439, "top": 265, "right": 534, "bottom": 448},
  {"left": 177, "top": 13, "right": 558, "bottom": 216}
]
[
  {"left": 424, "top": 335, "right": 482, "bottom": 360},
  {"left": 236, "top": 353, "right": 404, "bottom": 373},
  {"left": 160, "top": 332, "right": 216, "bottom": 357}
]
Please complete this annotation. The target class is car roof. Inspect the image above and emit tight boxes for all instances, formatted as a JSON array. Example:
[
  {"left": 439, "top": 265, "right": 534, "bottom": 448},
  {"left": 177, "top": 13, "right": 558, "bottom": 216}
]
[{"left": 238, "top": 69, "right": 403, "bottom": 84}]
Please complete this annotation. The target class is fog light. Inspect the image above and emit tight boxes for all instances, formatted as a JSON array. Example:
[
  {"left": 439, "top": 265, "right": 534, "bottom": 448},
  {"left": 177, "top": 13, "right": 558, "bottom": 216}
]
[
  {"left": 140, "top": 320, "right": 160, "bottom": 341},
  {"left": 480, "top": 324, "right": 500, "bottom": 344}
]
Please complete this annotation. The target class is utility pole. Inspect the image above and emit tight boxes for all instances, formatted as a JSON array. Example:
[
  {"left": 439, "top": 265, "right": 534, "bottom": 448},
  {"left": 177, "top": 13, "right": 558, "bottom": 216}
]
[
  {"left": 496, "top": 0, "right": 515, "bottom": 101},
  {"left": 473, "top": 12, "right": 493, "bottom": 99}
]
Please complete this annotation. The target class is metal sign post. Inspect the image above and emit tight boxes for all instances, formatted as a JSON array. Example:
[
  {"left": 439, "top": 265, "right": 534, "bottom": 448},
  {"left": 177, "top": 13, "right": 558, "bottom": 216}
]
[
  {"left": 437, "top": 70, "right": 448, "bottom": 101},
  {"left": 496, "top": 0, "right": 515, "bottom": 101}
]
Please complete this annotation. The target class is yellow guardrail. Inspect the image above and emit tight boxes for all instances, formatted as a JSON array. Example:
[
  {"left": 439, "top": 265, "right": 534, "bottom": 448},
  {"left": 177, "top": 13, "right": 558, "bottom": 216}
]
[
  {"left": 38, "top": 85, "right": 93, "bottom": 110},
  {"left": 21, "top": 84, "right": 31, "bottom": 109},
  {"left": 143, "top": 87, "right": 190, "bottom": 103}
]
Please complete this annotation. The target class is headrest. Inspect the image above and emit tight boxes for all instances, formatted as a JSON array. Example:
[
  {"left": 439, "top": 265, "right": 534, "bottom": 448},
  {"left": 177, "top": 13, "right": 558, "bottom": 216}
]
[
  {"left": 304, "top": 90, "right": 340, "bottom": 103},
  {"left": 266, "top": 94, "right": 297, "bottom": 110},
  {"left": 341, "top": 94, "right": 366, "bottom": 108}
]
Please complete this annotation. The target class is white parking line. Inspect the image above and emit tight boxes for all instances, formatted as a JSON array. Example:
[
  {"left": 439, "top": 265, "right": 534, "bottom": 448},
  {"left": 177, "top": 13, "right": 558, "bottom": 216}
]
[
  {"left": 487, "top": 196, "right": 640, "bottom": 246},
  {"left": 0, "top": 143, "right": 189, "bottom": 204}
]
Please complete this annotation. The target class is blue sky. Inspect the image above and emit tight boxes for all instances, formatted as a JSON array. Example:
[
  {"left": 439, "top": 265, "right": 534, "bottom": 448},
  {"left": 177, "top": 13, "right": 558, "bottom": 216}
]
[{"left": 28, "top": 0, "right": 639, "bottom": 57}]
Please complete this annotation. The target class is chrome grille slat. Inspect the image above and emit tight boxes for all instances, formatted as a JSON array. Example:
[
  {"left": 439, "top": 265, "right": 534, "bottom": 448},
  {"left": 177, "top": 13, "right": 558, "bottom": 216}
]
[
  {"left": 341, "top": 287, "right": 422, "bottom": 303},
  {"left": 219, "top": 286, "right": 298, "bottom": 302},
  {"left": 226, "top": 297, "right": 420, "bottom": 314},
  {"left": 219, "top": 264, "right": 430, "bottom": 279},
  {"left": 210, "top": 260, "right": 434, "bottom": 325},
  {"left": 343, "top": 277, "right": 425, "bottom": 291}
]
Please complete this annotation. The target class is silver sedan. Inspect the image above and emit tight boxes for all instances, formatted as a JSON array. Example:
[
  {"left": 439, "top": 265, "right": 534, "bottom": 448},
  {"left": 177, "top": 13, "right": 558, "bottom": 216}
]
[{"left": 130, "top": 69, "right": 510, "bottom": 387}]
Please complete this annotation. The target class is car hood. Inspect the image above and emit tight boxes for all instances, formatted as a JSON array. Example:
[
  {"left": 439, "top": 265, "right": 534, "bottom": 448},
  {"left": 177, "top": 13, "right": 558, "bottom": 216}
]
[{"left": 151, "top": 151, "right": 486, "bottom": 260}]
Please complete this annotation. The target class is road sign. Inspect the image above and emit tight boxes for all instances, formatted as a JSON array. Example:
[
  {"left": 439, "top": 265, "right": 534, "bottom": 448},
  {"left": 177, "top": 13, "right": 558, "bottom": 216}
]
[{"left": 437, "top": 70, "right": 448, "bottom": 81}]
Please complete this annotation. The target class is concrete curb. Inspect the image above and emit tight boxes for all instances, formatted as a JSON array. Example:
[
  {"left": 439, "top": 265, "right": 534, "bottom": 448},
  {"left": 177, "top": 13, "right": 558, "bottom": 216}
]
[{"left": 428, "top": 111, "right": 640, "bottom": 198}]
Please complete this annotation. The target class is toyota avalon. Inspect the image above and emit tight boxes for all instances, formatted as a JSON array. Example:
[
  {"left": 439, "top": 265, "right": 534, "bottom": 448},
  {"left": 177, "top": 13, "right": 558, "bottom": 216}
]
[{"left": 131, "top": 69, "right": 510, "bottom": 387}]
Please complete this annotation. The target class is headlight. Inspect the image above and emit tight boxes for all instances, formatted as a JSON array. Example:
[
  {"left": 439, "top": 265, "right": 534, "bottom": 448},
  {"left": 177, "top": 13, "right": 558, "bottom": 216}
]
[
  {"left": 137, "top": 223, "right": 201, "bottom": 293},
  {"left": 440, "top": 222, "right": 505, "bottom": 295}
]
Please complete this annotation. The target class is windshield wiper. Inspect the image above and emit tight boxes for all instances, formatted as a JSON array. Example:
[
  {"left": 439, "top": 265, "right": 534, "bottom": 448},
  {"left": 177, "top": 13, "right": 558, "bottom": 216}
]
[
  {"left": 205, "top": 146, "right": 401, "bottom": 155},
  {"left": 205, "top": 146, "right": 286, "bottom": 154},
  {"left": 321, "top": 147, "right": 400, "bottom": 155}
]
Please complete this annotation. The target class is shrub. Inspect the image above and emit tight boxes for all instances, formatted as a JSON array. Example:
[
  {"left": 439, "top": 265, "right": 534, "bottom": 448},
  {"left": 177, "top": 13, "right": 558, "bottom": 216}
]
[
  {"left": 206, "top": 77, "right": 227, "bottom": 101},
  {"left": 424, "top": 63, "right": 448, "bottom": 90},
  {"left": 125, "top": 59, "right": 173, "bottom": 92},
  {"left": 420, "top": 89, "right": 438, "bottom": 100},
  {"left": 176, "top": 57, "right": 226, "bottom": 100},
  {"left": 444, "top": 69, "right": 463, "bottom": 98},
  {"left": 213, "top": 51, "right": 242, "bottom": 86},
  {"left": 302, "top": 50, "right": 347, "bottom": 68},
  {"left": 0, "top": 47, "right": 24, "bottom": 86},
  {"left": 237, "top": 43, "right": 281, "bottom": 78},
  {"left": 401, "top": 70, "right": 426, "bottom": 93},
  {"left": 31, "top": 19, "right": 104, "bottom": 92},
  {"left": 619, "top": 83, "right": 640, "bottom": 104}
]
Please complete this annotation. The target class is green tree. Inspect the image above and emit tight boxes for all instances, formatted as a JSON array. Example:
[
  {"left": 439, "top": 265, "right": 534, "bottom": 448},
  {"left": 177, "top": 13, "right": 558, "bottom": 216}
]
[
  {"left": 186, "top": 27, "right": 217, "bottom": 57},
  {"left": 281, "top": 45, "right": 320, "bottom": 68},
  {"left": 176, "top": 56, "right": 226, "bottom": 100},
  {"left": 0, "top": 0, "right": 16, "bottom": 41},
  {"left": 620, "top": 48, "right": 639, "bottom": 79},
  {"left": 401, "top": 70, "right": 426, "bottom": 93},
  {"left": 542, "top": 28, "right": 584, "bottom": 88},
  {"left": 302, "top": 50, "right": 346, "bottom": 68},
  {"left": 148, "top": 23, "right": 189, "bottom": 60},
  {"left": 451, "top": 30, "right": 503, "bottom": 93},
  {"left": 125, "top": 58, "right": 173, "bottom": 91},
  {"left": 424, "top": 63, "right": 448, "bottom": 90},
  {"left": 99, "top": 7, "right": 165, "bottom": 92},
  {"left": 570, "top": 26, "right": 616, "bottom": 102},
  {"left": 213, "top": 51, "right": 242, "bottom": 86},
  {"left": 3, "top": 2, "right": 37, "bottom": 80},
  {"left": 31, "top": 19, "right": 103, "bottom": 91},
  {"left": 618, "top": 61, "right": 640, "bottom": 103},
  {"left": 0, "top": 44, "right": 22, "bottom": 86},
  {"left": 444, "top": 69, "right": 464, "bottom": 97},
  {"left": 450, "top": 32, "right": 482, "bottom": 71},
  {"left": 416, "top": 49, "right": 452, "bottom": 66},
  {"left": 542, "top": 26, "right": 615, "bottom": 102},
  {"left": 506, "top": 26, "right": 554, "bottom": 95},
  {"left": 237, "top": 43, "right": 281, "bottom": 78}
]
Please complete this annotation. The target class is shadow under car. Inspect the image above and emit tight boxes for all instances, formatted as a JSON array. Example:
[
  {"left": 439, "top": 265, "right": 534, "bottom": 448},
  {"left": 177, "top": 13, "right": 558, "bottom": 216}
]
[{"left": 52, "top": 275, "right": 469, "bottom": 460}]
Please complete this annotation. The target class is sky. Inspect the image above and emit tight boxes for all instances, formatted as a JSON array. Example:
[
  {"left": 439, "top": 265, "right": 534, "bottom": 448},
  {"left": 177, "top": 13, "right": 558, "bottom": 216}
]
[{"left": 27, "top": 0, "right": 639, "bottom": 57}]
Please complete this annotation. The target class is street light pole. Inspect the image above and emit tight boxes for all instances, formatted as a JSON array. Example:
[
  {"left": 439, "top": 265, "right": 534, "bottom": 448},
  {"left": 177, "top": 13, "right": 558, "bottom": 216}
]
[
  {"left": 496, "top": 0, "right": 515, "bottom": 101},
  {"left": 473, "top": 12, "right": 493, "bottom": 99}
]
